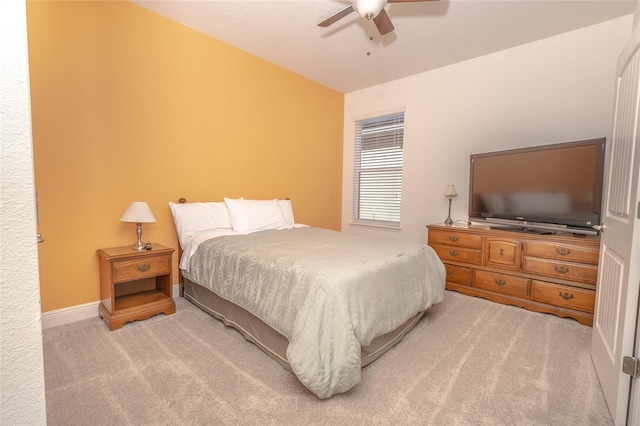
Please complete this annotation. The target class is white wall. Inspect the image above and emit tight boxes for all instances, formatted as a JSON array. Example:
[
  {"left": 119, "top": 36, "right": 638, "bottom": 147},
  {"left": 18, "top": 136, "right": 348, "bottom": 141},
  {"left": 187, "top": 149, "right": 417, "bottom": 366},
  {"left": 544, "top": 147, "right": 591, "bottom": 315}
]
[
  {"left": 342, "top": 16, "right": 633, "bottom": 243},
  {"left": 0, "top": 1, "right": 47, "bottom": 424}
]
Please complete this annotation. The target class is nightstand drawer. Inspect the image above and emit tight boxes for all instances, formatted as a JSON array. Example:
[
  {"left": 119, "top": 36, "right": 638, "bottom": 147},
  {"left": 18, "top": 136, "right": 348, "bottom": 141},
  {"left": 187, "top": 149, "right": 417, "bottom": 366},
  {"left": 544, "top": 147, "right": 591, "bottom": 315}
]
[
  {"left": 429, "top": 229, "right": 482, "bottom": 249},
  {"left": 531, "top": 281, "right": 595, "bottom": 313},
  {"left": 113, "top": 255, "right": 171, "bottom": 283},
  {"left": 444, "top": 264, "right": 472, "bottom": 286},
  {"left": 474, "top": 270, "right": 529, "bottom": 298},
  {"left": 523, "top": 257, "right": 598, "bottom": 284},
  {"left": 432, "top": 244, "right": 482, "bottom": 265}
]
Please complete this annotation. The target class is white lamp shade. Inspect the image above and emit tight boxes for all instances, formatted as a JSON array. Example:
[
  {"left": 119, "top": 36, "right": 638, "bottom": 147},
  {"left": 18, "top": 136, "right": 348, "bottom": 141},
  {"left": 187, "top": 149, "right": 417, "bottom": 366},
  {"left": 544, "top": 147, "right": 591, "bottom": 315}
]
[
  {"left": 444, "top": 185, "right": 458, "bottom": 198},
  {"left": 354, "top": 0, "right": 386, "bottom": 19},
  {"left": 120, "top": 201, "right": 156, "bottom": 223}
]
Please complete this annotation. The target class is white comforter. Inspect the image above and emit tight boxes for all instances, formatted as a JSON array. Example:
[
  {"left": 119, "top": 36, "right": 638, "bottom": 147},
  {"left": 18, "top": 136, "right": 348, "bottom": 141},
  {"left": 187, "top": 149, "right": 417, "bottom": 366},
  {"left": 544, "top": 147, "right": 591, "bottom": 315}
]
[{"left": 182, "top": 227, "right": 445, "bottom": 398}]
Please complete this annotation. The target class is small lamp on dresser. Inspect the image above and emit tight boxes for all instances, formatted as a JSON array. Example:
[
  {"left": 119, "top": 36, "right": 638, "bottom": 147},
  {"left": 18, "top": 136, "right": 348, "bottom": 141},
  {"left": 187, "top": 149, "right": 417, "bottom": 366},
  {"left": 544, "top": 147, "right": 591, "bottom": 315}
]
[
  {"left": 444, "top": 184, "right": 457, "bottom": 225},
  {"left": 120, "top": 201, "right": 156, "bottom": 250}
]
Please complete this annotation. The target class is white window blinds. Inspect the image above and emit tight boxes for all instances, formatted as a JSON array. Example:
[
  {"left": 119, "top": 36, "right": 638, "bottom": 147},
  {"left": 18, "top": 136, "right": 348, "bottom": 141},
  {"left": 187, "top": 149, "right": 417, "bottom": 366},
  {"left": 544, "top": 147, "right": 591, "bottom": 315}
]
[{"left": 353, "top": 111, "right": 404, "bottom": 226}]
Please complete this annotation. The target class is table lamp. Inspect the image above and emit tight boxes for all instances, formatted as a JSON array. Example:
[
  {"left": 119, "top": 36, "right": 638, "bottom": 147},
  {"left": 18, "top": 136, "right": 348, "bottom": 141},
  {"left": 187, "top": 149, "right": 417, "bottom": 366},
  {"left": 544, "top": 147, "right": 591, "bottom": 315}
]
[
  {"left": 120, "top": 201, "right": 156, "bottom": 250},
  {"left": 444, "top": 184, "right": 457, "bottom": 225}
]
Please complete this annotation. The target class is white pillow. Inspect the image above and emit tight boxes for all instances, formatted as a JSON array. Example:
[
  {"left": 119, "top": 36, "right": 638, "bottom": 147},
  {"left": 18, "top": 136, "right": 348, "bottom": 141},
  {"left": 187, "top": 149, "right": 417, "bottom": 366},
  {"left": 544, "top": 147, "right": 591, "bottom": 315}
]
[
  {"left": 224, "top": 198, "right": 289, "bottom": 232},
  {"left": 278, "top": 199, "right": 295, "bottom": 228},
  {"left": 169, "top": 201, "right": 232, "bottom": 248}
]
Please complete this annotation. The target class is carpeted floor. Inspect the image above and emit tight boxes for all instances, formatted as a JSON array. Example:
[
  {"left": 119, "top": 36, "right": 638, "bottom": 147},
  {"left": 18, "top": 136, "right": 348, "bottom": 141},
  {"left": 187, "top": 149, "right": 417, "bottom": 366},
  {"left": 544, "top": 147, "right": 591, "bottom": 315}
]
[{"left": 43, "top": 291, "right": 613, "bottom": 425}]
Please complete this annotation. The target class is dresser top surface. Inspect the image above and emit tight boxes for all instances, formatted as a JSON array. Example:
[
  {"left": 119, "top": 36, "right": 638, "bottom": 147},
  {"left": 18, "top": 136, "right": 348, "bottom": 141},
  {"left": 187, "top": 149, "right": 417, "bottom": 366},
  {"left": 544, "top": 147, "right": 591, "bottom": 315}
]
[{"left": 427, "top": 223, "right": 600, "bottom": 246}]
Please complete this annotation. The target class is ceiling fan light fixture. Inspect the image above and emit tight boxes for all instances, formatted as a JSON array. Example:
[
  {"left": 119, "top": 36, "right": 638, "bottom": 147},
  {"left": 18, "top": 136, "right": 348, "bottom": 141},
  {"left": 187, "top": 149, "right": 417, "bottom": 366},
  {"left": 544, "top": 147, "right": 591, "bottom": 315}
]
[{"left": 354, "top": 0, "right": 387, "bottom": 20}]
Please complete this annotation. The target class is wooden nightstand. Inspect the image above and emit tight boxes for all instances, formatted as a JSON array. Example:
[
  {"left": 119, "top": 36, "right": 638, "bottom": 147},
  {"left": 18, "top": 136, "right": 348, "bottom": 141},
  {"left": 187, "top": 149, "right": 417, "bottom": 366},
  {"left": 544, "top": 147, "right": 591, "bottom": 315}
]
[{"left": 97, "top": 243, "right": 175, "bottom": 330}]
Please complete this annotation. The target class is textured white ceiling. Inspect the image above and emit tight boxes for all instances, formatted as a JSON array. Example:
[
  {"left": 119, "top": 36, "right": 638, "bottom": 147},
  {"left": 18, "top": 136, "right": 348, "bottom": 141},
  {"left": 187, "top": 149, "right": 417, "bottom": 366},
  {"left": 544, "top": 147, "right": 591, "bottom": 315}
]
[{"left": 132, "top": 0, "right": 635, "bottom": 93}]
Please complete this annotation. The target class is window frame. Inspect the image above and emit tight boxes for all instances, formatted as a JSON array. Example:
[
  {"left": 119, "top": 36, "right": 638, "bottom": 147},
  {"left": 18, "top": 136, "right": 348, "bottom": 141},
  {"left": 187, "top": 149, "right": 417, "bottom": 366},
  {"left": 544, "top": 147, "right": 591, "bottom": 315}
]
[{"left": 352, "top": 110, "right": 405, "bottom": 228}]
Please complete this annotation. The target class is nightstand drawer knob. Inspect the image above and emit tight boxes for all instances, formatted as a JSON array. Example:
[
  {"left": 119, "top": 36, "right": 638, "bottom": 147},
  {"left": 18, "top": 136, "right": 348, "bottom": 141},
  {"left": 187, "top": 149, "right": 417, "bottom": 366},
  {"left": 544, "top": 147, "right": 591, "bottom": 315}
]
[
  {"left": 494, "top": 279, "right": 507, "bottom": 286},
  {"left": 137, "top": 263, "right": 151, "bottom": 272},
  {"left": 556, "top": 248, "right": 571, "bottom": 256},
  {"left": 449, "top": 235, "right": 459, "bottom": 242},
  {"left": 554, "top": 266, "right": 570, "bottom": 274}
]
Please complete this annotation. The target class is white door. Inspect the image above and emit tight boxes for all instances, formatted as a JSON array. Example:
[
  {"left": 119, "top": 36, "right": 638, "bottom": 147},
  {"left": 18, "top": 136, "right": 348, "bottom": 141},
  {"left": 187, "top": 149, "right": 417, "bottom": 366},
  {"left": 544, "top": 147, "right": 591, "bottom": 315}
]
[
  {"left": 591, "top": 24, "right": 640, "bottom": 426},
  {"left": 628, "top": 287, "right": 640, "bottom": 425}
]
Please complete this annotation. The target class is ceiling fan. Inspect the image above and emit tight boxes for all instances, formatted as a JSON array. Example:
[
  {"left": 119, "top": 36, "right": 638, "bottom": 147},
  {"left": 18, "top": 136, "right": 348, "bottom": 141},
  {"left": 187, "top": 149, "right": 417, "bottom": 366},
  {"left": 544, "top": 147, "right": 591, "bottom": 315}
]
[{"left": 318, "top": 0, "right": 438, "bottom": 36}]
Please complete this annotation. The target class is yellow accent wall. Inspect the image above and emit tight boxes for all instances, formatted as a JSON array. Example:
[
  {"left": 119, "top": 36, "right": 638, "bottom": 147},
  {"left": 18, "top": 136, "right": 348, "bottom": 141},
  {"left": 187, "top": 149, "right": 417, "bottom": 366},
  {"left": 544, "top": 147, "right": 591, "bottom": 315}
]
[{"left": 27, "top": 0, "right": 344, "bottom": 312}]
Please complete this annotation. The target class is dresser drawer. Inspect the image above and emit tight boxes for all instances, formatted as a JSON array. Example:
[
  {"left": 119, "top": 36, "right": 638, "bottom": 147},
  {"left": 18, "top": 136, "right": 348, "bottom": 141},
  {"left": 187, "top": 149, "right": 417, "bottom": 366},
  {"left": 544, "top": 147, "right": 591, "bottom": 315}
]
[
  {"left": 531, "top": 280, "right": 595, "bottom": 313},
  {"left": 444, "top": 264, "right": 472, "bottom": 286},
  {"left": 524, "top": 241, "right": 599, "bottom": 265},
  {"left": 432, "top": 244, "right": 482, "bottom": 265},
  {"left": 113, "top": 255, "right": 172, "bottom": 283},
  {"left": 483, "top": 238, "right": 521, "bottom": 270},
  {"left": 474, "top": 270, "right": 530, "bottom": 298},
  {"left": 523, "top": 257, "right": 598, "bottom": 284},
  {"left": 428, "top": 229, "right": 483, "bottom": 249}
]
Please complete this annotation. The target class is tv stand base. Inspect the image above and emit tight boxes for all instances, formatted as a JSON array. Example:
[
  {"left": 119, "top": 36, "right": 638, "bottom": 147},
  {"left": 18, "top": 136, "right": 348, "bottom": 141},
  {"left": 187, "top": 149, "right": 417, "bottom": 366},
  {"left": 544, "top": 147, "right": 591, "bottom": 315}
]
[{"left": 427, "top": 223, "right": 600, "bottom": 326}]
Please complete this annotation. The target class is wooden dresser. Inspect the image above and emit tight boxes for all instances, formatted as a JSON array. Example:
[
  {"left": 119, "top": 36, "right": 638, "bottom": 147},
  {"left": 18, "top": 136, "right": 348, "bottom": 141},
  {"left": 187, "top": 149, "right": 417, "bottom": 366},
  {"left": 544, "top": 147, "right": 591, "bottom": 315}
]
[{"left": 427, "top": 223, "right": 600, "bottom": 326}]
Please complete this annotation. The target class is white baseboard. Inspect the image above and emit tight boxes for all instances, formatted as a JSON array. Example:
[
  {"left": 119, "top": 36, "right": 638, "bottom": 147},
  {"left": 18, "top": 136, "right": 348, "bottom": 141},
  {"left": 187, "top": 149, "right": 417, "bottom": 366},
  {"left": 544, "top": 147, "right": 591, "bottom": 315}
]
[
  {"left": 41, "top": 284, "right": 181, "bottom": 330},
  {"left": 41, "top": 301, "right": 100, "bottom": 330}
]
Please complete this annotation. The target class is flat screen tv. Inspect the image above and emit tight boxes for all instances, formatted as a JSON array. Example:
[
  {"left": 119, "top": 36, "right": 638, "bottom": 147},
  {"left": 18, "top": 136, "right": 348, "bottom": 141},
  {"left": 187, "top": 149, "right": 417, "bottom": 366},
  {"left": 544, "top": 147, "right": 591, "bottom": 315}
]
[{"left": 468, "top": 138, "right": 606, "bottom": 235}]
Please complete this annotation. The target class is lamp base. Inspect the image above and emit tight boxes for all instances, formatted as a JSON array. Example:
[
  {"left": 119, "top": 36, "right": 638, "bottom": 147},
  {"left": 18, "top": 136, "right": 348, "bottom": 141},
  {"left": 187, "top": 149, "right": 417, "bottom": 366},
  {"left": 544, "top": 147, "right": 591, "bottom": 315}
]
[
  {"left": 132, "top": 223, "right": 145, "bottom": 250},
  {"left": 444, "top": 198, "right": 453, "bottom": 225},
  {"left": 132, "top": 241, "right": 146, "bottom": 251}
]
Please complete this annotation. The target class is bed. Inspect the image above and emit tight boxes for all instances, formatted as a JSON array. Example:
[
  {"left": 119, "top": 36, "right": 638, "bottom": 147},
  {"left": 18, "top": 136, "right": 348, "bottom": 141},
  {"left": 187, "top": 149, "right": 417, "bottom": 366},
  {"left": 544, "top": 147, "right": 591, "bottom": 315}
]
[{"left": 171, "top": 198, "right": 446, "bottom": 399}]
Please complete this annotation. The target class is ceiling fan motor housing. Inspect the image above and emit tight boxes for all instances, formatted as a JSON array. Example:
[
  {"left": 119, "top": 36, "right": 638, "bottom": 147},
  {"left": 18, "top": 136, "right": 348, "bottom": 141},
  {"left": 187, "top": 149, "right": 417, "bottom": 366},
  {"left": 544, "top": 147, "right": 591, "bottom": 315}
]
[{"left": 354, "top": 0, "right": 387, "bottom": 20}]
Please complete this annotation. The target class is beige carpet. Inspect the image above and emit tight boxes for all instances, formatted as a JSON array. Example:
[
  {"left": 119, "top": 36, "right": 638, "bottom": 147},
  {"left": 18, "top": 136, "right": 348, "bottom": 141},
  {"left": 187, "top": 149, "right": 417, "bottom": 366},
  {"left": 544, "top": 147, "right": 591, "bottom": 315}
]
[{"left": 43, "top": 291, "right": 612, "bottom": 425}]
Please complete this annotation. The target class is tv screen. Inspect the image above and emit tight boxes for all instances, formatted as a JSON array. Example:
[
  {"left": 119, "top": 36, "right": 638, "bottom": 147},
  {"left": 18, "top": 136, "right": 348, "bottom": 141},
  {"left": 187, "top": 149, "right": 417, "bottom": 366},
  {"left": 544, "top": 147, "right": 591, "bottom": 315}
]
[{"left": 468, "top": 138, "right": 605, "bottom": 234}]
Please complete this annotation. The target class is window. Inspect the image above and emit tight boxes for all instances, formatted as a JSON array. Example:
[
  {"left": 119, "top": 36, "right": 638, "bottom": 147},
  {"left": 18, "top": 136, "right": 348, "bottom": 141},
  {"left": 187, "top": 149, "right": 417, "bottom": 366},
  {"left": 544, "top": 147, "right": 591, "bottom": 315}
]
[{"left": 353, "top": 111, "right": 404, "bottom": 227}]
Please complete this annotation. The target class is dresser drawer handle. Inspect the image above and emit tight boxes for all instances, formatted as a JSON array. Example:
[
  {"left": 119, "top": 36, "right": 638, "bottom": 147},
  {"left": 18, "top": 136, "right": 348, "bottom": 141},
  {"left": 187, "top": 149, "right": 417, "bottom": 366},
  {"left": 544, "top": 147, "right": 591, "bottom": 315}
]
[
  {"left": 137, "top": 263, "right": 151, "bottom": 272},
  {"left": 559, "top": 292, "right": 574, "bottom": 300},
  {"left": 449, "top": 250, "right": 458, "bottom": 257},
  {"left": 446, "top": 270, "right": 453, "bottom": 276},
  {"left": 556, "top": 248, "right": 571, "bottom": 256},
  {"left": 494, "top": 279, "right": 507, "bottom": 286},
  {"left": 554, "top": 266, "right": 570, "bottom": 274},
  {"left": 449, "top": 235, "right": 459, "bottom": 242}
]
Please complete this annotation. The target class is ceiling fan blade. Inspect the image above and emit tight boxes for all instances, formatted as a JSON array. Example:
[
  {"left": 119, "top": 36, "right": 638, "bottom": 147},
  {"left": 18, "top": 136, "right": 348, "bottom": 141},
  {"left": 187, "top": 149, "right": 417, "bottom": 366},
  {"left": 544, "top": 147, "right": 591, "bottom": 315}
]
[
  {"left": 318, "top": 5, "right": 355, "bottom": 27},
  {"left": 373, "top": 9, "right": 394, "bottom": 35}
]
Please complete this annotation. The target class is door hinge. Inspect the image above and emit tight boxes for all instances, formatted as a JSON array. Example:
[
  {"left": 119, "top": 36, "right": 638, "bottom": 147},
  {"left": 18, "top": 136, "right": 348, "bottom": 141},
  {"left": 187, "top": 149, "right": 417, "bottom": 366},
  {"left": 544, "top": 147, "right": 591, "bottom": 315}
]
[{"left": 623, "top": 356, "right": 640, "bottom": 378}]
